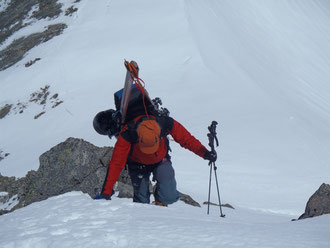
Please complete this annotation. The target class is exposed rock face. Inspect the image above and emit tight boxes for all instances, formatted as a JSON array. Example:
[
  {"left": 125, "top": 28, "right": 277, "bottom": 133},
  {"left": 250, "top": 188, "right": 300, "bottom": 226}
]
[
  {"left": 0, "top": 85, "right": 64, "bottom": 121},
  {"left": 298, "top": 183, "right": 330, "bottom": 220},
  {"left": 0, "top": 138, "right": 111, "bottom": 213},
  {"left": 0, "top": 0, "right": 81, "bottom": 71},
  {"left": 0, "top": 104, "right": 12, "bottom": 119},
  {"left": 25, "top": 138, "right": 111, "bottom": 203},
  {"left": 0, "top": 0, "right": 63, "bottom": 44},
  {"left": 0, "top": 23, "right": 67, "bottom": 71},
  {"left": 0, "top": 138, "right": 200, "bottom": 215}
]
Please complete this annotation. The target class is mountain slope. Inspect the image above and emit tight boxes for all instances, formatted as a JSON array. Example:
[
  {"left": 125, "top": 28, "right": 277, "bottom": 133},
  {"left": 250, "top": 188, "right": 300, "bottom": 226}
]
[{"left": 0, "top": 0, "right": 330, "bottom": 230}]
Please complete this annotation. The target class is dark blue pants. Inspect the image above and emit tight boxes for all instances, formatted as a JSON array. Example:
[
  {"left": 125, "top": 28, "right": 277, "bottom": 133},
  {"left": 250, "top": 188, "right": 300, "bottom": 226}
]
[{"left": 128, "top": 158, "right": 179, "bottom": 204}]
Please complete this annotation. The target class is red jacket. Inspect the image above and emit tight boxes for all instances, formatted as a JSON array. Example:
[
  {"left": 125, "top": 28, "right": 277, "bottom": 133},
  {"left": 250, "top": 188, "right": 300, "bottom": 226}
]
[{"left": 102, "top": 116, "right": 208, "bottom": 195}]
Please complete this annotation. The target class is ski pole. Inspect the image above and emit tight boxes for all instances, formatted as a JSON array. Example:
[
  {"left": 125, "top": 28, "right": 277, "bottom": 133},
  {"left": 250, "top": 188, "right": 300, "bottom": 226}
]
[
  {"left": 212, "top": 161, "right": 225, "bottom": 217},
  {"left": 206, "top": 121, "right": 225, "bottom": 217},
  {"left": 207, "top": 157, "right": 213, "bottom": 215}
]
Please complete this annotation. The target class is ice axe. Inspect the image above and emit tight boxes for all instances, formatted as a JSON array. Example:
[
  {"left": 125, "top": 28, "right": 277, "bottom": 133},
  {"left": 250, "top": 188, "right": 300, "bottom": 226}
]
[{"left": 207, "top": 121, "right": 225, "bottom": 217}]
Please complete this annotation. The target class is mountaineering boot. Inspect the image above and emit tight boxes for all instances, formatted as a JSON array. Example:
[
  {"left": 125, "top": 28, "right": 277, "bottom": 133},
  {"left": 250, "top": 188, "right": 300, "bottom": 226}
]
[{"left": 152, "top": 200, "right": 168, "bottom": 207}]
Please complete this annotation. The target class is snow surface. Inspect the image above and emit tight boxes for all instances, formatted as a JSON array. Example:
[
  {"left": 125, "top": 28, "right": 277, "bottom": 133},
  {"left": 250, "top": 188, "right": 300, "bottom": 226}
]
[
  {"left": 1, "top": 192, "right": 330, "bottom": 248},
  {"left": 1, "top": 0, "right": 330, "bottom": 247}
]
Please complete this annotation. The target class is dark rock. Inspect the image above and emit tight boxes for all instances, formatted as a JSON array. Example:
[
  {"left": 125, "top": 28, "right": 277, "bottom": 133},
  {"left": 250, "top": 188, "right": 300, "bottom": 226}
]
[
  {"left": 51, "top": 93, "right": 59, "bottom": 99},
  {"left": 0, "top": 138, "right": 200, "bottom": 215},
  {"left": 29, "top": 85, "right": 50, "bottom": 104},
  {"left": 31, "top": 0, "right": 62, "bottom": 20},
  {"left": 298, "top": 183, "right": 330, "bottom": 220},
  {"left": 34, "top": 111, "right": 45, "bottom": 119},
  {"left": 34, "top": 138, "right": 110, "bottom": 200},
  {"left": 0, "top": 174, "right": 21, "bottom": 212},
  {"left": 116, "top": 166, "right": 134, "bottom": 198},
  {"left": 65, "top": 6, "right": 78, "bottom": 16},
  {"left": 180, "top": 192, "right": 201, "bottom": 207},
  {"left": 13, "top": 101, "right": 27, "bottom": 114},
  {"left": 25, "top": 57, "right": 41, "bottom": 67},
  {"left": 0, "top": 104, "right": 12, "bottom": 119},
  {"left": 0, "top": 192, "right": 9, "bottom": 204},
  {"left": 51, "top": 100, "right": 63, "bottom": 108},
  {"left": 0, "top": 175, "right": 19, "bottom": 196},
  {"left": 0, "top": 209, "right": 10, "bottom": 215}
]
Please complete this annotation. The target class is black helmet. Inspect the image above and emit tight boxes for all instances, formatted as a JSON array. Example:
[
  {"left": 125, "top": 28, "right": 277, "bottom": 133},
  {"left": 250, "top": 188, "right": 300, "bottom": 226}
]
[{"left": 93, "top": 109, "right": 117, "bottom": 136}]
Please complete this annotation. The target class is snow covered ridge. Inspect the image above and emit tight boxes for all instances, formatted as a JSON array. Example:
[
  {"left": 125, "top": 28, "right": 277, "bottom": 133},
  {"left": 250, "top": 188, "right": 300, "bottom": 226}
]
[
  {"left": 0, "top": 136, "right": 329, "bottom": 222},
  {"left": 0, "top": 0, "right": 81, "bottom": 71}
]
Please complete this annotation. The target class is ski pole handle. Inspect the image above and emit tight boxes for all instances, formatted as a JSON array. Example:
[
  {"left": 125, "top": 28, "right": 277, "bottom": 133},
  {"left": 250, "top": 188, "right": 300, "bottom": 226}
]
[
  {"left": 208, "top": 121, "right": 219, "bottom": 152},
  {"left": 208, "top": 121, "right": 218, "bottom": 134},
  {"left": 208, "top": 133, "right": 215, "bottom": 152}
]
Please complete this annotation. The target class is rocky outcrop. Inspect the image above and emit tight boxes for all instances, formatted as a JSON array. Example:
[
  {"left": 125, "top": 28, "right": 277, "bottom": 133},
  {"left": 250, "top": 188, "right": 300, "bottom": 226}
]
[
  {"left": 298, "top": 183, "right": 330, "bottom": 220},
  {"left": 0, "top": 0, "right": 81, "bottom": 71},
  {"left": 0, "top": 138, "right": 200, "bottom": 215},
  {"left": 0, "top": 23, "right": 67, "bottom": 71},
  {"left": 0, "top": 85, "right": 64, "bottom": 121},
  {"left": 0, "top": 0, "right": 63, "bottom": 44},
  {"left": 0, "top": 138, "right": 110, "bottom": 213},
  {"left": 0, "top": 150, "right": 10, "bottom": 162},
  {"left": 0, "top": 104, "right": 12, "bottom": 119}
]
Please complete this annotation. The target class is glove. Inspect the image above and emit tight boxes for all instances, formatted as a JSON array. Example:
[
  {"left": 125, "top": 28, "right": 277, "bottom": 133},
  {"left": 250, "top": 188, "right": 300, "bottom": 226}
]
[
  {"left": 204, "top": 150, "right": 217, "bottom": 163},
  {"left": 94, "top": 193, "right": 112, "bottom": 200}
]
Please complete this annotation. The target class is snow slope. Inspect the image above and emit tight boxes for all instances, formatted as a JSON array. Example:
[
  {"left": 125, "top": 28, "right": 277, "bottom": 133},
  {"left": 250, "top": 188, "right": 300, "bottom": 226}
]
[{"left": 1, "top": 0, "right": 330, "bottom": 246}]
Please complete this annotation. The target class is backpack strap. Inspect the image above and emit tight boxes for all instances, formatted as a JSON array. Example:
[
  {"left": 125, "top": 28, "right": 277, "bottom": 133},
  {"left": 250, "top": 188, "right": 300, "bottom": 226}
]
[{"left": 157, "top": 116, "right": 173, "bottom": 153}]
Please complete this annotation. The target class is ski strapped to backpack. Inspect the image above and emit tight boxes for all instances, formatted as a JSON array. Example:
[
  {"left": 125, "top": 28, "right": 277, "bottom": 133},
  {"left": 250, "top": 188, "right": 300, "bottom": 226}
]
[
  {"left": 122, "top": 60, "right": 161, "bottom": 124},
  {"left": 120, "top": 60, "right": 137, "bottom": 126},
  {"left": 93, "top": 60, "right": 170, "bottom": 139}
]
